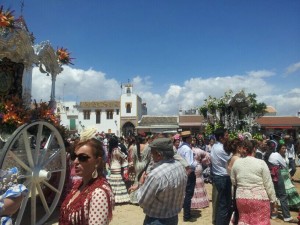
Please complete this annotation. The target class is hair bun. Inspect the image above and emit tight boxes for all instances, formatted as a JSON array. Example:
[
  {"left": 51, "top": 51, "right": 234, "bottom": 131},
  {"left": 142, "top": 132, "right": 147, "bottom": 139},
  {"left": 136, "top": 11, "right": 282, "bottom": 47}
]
[{"left": 80, "top": 127, "right": 97, "bottom": 141}]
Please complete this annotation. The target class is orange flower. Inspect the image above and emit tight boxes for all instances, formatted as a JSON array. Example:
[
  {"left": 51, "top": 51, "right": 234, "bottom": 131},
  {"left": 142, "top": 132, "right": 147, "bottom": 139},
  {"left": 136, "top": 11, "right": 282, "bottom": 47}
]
[
  {"left": 0, "top": 6, "right": 14, "bottom": 28},
  {"left": 56, "top": 47, "right": 74, "bottom": 65}
]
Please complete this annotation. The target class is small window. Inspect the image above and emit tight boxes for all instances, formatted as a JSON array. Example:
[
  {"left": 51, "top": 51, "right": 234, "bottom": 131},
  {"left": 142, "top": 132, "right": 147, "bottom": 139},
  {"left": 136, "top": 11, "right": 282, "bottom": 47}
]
[
  {"left": 96, "top": 110, "right": 101, "bottom": 124},
  {"left": 83, "top": 110, "right": 91, "bottom": 120},
  {"left": 116, "top": 109, "right": 119, "bottom": 115},
  {"left": 126, "top": 103, "right": 131, "bottom": 113},
  {"left": 106, "top": 111, "right": 113, "bottom": 119},
  {"left": 66, "top": 107, "right": 69, "bottom": 111}
]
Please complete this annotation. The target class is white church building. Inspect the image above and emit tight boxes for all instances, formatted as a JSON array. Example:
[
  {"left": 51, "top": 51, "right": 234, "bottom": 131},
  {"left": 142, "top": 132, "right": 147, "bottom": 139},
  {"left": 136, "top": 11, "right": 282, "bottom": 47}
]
[{"left": 55, "top": 83, "right": 147, "bottom": 137}]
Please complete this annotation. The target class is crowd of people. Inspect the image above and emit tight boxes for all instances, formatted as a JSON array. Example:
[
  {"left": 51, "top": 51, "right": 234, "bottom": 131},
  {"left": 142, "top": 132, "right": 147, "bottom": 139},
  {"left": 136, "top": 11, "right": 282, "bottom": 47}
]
[{"left": 49, "top": 127, "right": 300, "bottom": 225}]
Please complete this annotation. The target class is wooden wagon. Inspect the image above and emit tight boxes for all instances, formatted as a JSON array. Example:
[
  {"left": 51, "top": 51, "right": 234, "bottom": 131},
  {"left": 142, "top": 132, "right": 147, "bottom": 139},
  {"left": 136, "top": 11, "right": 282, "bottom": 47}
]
[{"left": 0, "top": 8, "right": 68, "bottom": 225}]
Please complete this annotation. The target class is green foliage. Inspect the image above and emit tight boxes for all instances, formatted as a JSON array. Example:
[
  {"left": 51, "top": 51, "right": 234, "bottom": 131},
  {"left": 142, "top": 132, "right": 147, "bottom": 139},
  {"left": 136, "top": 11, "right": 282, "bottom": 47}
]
[
  {"left": 199, "top": 106, "right": 208, "bottom": 117},
  {"left": 204, "top": 123, "right": 214, "bottom": 136},
  {"left": 199, "top": 90, "right": 267, "bottom": 133},
  {"left": 252, "top": 133, "right": 263, "bottom": 141}
]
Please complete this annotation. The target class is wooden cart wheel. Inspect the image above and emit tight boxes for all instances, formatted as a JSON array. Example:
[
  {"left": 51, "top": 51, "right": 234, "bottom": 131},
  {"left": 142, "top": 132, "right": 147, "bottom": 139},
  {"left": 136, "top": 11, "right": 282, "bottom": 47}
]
[{"left": 0, "top": 120, "right": 66, "bottom": 225}]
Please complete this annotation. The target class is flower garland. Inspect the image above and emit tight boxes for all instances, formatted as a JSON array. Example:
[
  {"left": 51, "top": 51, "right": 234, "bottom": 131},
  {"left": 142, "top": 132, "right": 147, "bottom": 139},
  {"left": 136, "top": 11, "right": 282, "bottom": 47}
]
[
  {"left": 0, "top": 96, "right": 60, "bottom": 135},
  {"left": 0, "top": 6, "right": 14, "bottom": 28},
  {"left": 0, "top": 96, "right": 29, "bottom": 134},
  {"left": 56, "top": 47, "right": 74, "bottom": 65}
]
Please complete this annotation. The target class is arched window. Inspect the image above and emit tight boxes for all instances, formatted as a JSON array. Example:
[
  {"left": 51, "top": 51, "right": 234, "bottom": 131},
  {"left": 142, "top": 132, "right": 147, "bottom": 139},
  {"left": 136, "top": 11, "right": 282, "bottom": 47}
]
[{"left": 126, "top": 103, "right": 131, "bottom": 113}]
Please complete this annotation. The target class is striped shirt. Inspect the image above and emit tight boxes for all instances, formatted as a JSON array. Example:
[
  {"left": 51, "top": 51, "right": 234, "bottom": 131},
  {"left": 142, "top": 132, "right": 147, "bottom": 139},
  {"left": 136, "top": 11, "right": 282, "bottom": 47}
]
[{"left": 137, "top": 159, "right": 187, "bottom": 218}]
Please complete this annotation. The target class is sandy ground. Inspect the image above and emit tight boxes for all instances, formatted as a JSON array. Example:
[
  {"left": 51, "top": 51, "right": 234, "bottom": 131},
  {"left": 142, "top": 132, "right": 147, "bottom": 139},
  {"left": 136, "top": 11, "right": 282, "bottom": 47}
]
[{"left": 45, "top": 170, "right": 300, "bottom": 225}]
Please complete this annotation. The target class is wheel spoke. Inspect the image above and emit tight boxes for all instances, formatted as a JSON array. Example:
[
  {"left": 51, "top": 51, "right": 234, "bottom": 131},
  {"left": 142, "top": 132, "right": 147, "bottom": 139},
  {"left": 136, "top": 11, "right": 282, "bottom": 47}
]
[
  {"left": 41, "top": 180, "right": 61, "bottom": 194},
  {"left": 43, "top": 131, "right": 55, "bottom": 150},
  {"left": 31, "top": 182, "right": 37, "bottom": 225},
  {"left": 23, "top": 177, "right": 32, "bottom": 188},
  {"left": 34, "top": 123, "right": 44, "bottom": 164},
  {"left": 38, "top": 132, "right": 56, "bottom": 167},
  {"left": 7, "top": 151, "right": 32, "bottom": 172},
  {"left": 42, "top": 148, "right": 62, "bottom": 167},
  {"left": 36, "top": 182, "right": 50, "bottom": 214},
  {"left": 50, "top": 169, "right": 64, "bottom": 173},
  {"left": 22, "top": 130, "right": 35, "bottom": 168}
]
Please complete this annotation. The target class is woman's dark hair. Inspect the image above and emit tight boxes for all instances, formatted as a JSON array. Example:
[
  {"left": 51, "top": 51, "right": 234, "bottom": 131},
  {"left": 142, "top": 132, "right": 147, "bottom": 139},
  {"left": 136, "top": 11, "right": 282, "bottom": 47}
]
[
  {"left": 223, "top": 138, "right": 243, "bottom": 155},
  {"left": 108, "top": 135, "right": 119, "bottom": 154},
  {"left": 250, "top": 139, "right": 258, "bottom": 150},
  {"left": 242, "top": 139, "right": 253, "bottom": 155},
  {"left": 276, "top": 143, "right": 286, "bottom": 153},
  {"left": 266, "top": 140, "right": 277, "bottom": 152},
  {"left": 263, "top": 139, "right": 278, "bottom": 164},
  {"left": 135, "top": 135, "right": 146, "bottom": 161},
  {"left": 126, "top": 136, "right": 136, "bottom": 150}
]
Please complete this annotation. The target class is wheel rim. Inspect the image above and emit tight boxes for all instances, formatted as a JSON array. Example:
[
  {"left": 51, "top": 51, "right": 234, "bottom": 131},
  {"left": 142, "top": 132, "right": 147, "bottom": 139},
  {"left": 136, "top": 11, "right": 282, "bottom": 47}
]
[{"left": 0, "top": 120, "right": 66, "bottom": 225}]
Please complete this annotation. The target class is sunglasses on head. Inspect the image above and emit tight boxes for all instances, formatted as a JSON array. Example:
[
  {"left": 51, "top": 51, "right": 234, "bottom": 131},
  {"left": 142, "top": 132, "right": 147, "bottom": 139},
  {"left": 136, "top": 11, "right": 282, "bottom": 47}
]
[{"left": 70, "top": 153, "right": 91, "bottom": 162}]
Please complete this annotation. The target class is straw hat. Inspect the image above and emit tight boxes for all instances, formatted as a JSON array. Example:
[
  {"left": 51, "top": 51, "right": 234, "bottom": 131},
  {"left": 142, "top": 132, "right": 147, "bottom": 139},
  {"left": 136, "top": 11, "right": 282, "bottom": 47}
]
[{"left": 181, "top": 131, "right": 192, "bottom": 137}]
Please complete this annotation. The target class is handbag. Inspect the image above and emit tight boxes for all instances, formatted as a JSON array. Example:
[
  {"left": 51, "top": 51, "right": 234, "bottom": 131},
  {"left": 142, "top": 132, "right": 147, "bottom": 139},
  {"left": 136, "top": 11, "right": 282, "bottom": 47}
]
[{"left": 269, "top": 165, "right": 279, "bottom": 183}]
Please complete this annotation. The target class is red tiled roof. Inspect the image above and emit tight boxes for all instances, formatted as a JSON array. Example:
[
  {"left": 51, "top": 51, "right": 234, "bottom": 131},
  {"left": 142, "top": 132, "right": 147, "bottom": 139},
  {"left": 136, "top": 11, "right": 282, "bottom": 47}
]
[{"left": 256, "top": 116, "right": 300, "bottom": 127}]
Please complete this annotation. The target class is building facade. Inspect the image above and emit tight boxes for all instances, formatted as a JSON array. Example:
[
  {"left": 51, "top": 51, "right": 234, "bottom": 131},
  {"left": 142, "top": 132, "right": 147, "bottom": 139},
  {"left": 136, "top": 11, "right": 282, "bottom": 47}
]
[{"left": 56, "top": 83, "right": 147, "bottom": 136}]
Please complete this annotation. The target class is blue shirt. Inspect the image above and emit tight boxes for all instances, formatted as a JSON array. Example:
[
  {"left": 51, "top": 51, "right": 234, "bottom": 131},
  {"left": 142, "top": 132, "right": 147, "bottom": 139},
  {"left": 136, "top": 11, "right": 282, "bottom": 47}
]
[{"left": 210, "top": 142, "right": 231, "bottom": 176}]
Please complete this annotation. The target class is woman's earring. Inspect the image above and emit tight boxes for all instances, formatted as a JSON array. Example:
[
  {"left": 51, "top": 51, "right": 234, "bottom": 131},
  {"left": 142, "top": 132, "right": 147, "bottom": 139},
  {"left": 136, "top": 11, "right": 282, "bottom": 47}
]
[{"left": 92, "top": 166, "right": 98, "bottom": 178}]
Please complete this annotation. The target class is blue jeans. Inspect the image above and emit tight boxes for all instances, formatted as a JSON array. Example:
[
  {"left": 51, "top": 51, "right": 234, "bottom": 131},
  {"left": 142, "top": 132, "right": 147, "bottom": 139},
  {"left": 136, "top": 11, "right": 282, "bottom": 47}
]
[
  {"left": 143, "top": 215, "right": 178, "bottom": 225},
  {"left": 213, "top": 175, "right": 232, "bottom": 225},
  {"left": 183, "top": 171, "right": 196, "bottom": 219}
]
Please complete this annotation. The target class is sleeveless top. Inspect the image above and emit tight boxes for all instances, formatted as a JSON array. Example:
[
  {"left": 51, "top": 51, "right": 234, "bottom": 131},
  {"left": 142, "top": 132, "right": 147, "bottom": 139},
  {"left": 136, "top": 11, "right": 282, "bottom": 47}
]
[{"left": 59, "top": 176, "right": 114, "bottom": 225}]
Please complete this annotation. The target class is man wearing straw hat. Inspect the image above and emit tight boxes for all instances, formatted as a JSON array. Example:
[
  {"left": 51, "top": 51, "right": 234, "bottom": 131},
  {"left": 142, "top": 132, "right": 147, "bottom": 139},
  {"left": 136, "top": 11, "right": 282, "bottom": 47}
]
[{"left": 177, "top": 131, "right": 197, "bottom": 222}]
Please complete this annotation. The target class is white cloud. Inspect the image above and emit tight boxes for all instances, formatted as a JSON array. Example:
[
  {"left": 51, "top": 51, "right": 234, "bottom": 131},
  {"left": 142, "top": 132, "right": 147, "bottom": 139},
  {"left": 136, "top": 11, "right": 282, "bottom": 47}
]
[
  {"left": 32, "top": 67, "right": 299, "bottom": 116},
  {"left": 32, "top": 66, "right": 120, "bottom": 102},
  {"left": 259, "top": 88, "right": 300, "bottom": 116},
  {"left": 247, "top": 70, "right": 275, "bottom": 78},
  {"left": 285, "top": 62, "right": 300, "bottom": 75}
]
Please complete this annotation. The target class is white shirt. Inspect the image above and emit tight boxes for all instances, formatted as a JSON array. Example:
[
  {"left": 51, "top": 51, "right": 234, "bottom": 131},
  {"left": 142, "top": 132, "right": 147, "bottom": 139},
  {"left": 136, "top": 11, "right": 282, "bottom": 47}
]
[
  {"left": 268, "top": 152, "right": 287, "bottom": 168},
  {"left": 286, "top": 144, "right": 295, "bottom": 159},
  {"left": 177, "top": 142, "right": 197, "bottom": 171}
]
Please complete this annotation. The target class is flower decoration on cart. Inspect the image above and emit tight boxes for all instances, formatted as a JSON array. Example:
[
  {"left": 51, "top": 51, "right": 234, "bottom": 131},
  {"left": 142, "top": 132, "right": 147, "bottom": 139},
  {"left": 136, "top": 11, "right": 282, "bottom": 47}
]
[
  {"left": 57, "top": 47, "right": 74, "bottom": 65},
  {"left": 0, "top": 6, "right": 14, "bottom": 28},
  {"left": 0, "top": 96, "right": 65, "bottom": 139}
]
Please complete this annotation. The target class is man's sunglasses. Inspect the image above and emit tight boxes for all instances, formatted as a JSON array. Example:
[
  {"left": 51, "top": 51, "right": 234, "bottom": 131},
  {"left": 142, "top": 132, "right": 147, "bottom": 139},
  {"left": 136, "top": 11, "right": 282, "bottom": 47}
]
[{"left": 70, "top": 153, "right": 91, "bottom": 162}]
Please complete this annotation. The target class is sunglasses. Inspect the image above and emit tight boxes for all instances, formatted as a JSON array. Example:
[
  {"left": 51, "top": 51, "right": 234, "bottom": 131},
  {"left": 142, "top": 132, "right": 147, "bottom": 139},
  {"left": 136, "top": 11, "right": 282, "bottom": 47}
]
[{"left": 70, "top": 153, "right": 91, "bottom": 162}]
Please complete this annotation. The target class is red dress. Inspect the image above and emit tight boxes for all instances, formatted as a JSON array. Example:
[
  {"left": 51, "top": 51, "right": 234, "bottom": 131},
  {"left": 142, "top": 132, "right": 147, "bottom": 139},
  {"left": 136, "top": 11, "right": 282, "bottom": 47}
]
[{"left": 59, "top": 176, "right": 114, "bottom": 225}]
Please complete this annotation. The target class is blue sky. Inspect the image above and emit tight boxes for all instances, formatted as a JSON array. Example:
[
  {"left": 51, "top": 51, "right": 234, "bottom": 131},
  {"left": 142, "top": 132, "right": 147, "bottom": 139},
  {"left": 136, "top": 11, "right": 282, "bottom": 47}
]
[{"left": 2, "top": 0, "right": 300, "bottom": 115}]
